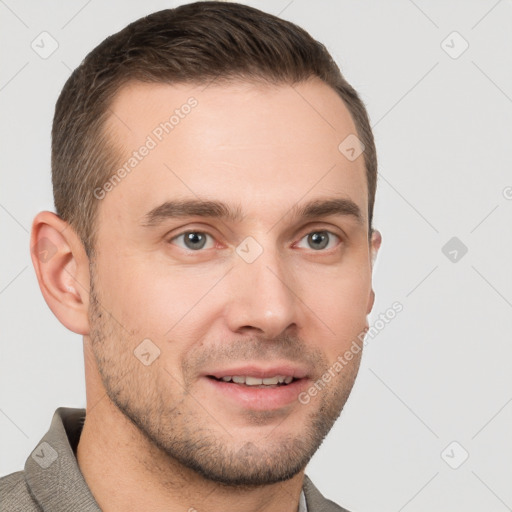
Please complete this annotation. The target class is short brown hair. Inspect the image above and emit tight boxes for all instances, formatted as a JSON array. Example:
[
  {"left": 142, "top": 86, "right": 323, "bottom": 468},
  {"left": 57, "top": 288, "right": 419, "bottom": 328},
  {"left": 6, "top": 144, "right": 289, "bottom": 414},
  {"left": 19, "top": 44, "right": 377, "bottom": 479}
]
[{"left": 52, "top": 1, "right": 377, "bottom": 257}]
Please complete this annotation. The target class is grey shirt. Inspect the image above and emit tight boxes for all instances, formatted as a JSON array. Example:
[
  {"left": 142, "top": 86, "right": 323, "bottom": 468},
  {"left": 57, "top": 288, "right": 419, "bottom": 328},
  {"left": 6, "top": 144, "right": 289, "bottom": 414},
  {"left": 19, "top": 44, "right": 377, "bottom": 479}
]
[{"left": 0, "top": 408, "right": 349, "bottom": 511}]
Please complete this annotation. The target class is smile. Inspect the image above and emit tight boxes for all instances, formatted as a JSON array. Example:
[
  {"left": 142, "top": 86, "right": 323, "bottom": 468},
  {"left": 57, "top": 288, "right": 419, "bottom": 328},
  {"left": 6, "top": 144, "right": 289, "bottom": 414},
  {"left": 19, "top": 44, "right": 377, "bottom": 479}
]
[{"left": 209, "top": 375, "right": 296, "bottom": 387}]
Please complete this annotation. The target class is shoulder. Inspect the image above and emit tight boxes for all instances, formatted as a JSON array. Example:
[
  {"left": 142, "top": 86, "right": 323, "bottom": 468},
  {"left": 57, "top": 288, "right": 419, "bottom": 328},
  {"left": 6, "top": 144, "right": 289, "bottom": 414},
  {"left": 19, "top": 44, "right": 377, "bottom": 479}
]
[
  {"left": 0, "top": 471, "right": 42, "bottom": 511},
  {"left": 303, "top": 474, "right": 352, "bottom": 512}
]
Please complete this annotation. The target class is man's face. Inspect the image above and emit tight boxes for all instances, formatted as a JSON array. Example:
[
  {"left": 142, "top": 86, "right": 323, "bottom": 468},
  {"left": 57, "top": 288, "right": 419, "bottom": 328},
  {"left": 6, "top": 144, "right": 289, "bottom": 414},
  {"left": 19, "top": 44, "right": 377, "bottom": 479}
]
[{"left": 87, "top": 78, "right": 377, "bottom": 485}]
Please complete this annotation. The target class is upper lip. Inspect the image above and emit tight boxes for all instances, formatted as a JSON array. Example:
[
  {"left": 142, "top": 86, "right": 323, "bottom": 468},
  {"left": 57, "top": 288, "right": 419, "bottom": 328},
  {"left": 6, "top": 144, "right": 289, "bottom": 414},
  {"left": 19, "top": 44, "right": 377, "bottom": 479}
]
[{"left": 205, "top": 363, "right": 309, "bottom": 380}]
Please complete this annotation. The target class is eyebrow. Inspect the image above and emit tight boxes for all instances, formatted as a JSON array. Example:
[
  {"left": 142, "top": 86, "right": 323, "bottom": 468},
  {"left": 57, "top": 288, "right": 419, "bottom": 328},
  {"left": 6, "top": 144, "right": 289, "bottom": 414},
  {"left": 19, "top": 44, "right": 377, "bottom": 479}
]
[
  {"left": 141, "top": 199, "right": 244, "bottom": 226},
  {"left": 141, "top": 197, "right": 364, "bottom": 227},
  {"left": 290, "top": 197, "right": 364, "bottom": 225}
]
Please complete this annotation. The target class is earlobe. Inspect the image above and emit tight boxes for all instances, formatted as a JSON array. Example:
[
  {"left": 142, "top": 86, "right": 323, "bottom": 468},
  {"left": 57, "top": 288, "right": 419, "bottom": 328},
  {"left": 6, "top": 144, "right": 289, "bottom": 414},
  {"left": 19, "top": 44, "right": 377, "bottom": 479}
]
[
  {"left": 366, "top": 289, "right": 375, "bottom": 315},
  {"left": 30, "top": 211, "right": 91, "bottom": 335}
]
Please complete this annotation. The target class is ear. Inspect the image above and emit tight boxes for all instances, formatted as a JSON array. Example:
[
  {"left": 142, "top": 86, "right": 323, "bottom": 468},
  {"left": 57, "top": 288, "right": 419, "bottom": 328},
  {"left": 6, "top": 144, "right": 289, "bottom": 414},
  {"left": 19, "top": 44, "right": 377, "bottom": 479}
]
[
  {"left": 366, "top": 228, "right": 382, "bottom": 315},
  {"left": 30, "top": 211, "right": 91, "bottom": 335}
]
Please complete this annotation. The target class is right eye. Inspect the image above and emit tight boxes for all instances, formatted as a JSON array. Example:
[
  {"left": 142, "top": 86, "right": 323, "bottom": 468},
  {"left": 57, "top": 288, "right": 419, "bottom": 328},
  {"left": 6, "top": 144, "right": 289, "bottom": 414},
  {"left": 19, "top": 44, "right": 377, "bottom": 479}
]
[{"left": 169, "top": 231, "right": 216, "bottom": 251}]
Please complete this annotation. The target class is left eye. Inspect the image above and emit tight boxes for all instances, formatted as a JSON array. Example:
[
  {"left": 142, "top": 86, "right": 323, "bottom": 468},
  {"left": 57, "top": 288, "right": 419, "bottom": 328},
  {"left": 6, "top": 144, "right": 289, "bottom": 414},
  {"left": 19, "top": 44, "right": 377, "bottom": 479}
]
[
  {"left": 295, "top": 231, "right": 340, "bottom": 251},
  {"left": 170, "top": 231, "right": 215, "bottom": 251}
]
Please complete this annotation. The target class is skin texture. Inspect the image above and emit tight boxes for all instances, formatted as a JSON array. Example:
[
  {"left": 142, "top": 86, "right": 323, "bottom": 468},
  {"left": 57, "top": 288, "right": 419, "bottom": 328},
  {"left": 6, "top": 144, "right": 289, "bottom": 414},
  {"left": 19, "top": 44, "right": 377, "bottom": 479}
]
[{"left": 31, "top": 78, "right": 381, "bottom": 512}]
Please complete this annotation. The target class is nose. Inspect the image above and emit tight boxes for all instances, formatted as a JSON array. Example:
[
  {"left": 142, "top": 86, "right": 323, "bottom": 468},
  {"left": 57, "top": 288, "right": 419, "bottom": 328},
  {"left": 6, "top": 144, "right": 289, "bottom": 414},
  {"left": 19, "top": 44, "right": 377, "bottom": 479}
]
[{"left": 223, "top": 243, "right": 299, "bottom": 339}]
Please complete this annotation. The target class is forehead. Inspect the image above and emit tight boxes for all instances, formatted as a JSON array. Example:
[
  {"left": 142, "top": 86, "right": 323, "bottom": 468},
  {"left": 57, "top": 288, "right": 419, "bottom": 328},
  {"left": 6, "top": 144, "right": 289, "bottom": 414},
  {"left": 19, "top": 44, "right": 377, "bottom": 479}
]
[{"left": 99, "top": 78, "right": 368, "bottom": 229}]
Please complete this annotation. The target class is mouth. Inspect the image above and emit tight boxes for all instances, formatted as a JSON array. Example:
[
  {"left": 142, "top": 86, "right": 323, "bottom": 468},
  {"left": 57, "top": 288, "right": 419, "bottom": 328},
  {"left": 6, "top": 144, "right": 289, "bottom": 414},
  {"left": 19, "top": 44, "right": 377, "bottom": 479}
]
[
  {"left": 202, "top": 365, "right": 310, "bottom": 411},
  {"left": 207, "top": 374, "right": 298, "bottom": 388}
]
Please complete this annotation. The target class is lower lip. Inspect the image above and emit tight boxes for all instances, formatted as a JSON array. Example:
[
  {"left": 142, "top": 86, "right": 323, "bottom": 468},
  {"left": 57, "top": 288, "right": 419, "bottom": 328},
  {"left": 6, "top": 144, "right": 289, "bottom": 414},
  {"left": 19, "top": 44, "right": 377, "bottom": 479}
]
[{"left": 203, "top": 377, "right": 309, "bottom": 411}]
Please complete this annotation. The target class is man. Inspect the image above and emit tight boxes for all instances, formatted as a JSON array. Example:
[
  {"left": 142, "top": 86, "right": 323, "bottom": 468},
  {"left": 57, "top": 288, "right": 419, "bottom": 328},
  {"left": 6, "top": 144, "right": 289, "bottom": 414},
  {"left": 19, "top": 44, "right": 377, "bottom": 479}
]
[{"left": 0, "top": 1, "right": 381, "bottom": 510}]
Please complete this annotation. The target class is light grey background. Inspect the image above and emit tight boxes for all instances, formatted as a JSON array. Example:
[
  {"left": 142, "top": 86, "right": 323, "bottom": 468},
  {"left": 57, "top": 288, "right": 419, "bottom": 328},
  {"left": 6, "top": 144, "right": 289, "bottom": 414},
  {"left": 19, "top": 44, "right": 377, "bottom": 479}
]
[{"left": 1, "top": 1, "right": 511, "bottom": 511}]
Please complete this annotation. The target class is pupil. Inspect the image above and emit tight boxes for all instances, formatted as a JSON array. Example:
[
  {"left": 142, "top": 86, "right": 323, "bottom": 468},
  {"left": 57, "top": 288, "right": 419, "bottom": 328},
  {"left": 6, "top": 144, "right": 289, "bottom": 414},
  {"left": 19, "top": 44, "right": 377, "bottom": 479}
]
[
  {"left": 309, "top": 232, "right": 328, "bottom": 250},
  {"left": 185, "top": 232, "right": 206, "bottom": 250}
]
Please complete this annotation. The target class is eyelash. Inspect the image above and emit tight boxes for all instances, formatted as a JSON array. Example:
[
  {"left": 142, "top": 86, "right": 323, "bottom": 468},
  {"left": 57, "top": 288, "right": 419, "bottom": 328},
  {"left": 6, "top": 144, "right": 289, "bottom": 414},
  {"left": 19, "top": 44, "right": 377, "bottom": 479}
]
[{"left": 168, "top": 229, "right": 343, "bottom": 252}]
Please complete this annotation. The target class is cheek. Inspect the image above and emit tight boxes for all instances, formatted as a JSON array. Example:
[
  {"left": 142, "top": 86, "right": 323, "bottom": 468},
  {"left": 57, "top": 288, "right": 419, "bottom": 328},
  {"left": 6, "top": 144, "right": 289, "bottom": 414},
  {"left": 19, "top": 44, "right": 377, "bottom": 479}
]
[
  {"left": 298, "top": 264, "right": 371, "bottom": 348},
  {"left": 92, "top": 254, "right": 173, "bottom": 335},
  {"left": 95, "top": 253, "right": 225, "bottom": 341}
]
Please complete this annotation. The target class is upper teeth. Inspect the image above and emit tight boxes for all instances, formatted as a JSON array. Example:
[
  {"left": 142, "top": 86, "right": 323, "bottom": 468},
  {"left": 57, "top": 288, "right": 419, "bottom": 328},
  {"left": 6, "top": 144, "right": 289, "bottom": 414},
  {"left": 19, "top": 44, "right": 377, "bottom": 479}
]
[{"left": 220, "top": 375, "right": 293, "bottom": 385}]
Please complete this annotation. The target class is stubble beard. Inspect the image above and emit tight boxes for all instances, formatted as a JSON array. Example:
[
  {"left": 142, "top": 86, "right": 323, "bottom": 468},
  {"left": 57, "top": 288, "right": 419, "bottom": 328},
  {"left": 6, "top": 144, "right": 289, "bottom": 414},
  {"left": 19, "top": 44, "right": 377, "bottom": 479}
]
[{"left": 87, "top": 265, "right": 362, "bottom": 487}]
